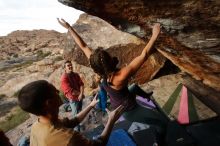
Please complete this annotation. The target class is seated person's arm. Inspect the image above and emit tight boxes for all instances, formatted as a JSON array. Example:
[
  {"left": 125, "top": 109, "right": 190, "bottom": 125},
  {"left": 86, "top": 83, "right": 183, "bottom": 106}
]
[
  {"left": 76, "top": 94, "right": 98, "bottom": 122},
  {"left": 67, "top": 105, "right": 124, "bottom": 146},
  {"left": 97, "top": 106, "right": 124, "bottom": 145},
  {"left": 62, "top": 95, "right": 98, "bottom": 128}
]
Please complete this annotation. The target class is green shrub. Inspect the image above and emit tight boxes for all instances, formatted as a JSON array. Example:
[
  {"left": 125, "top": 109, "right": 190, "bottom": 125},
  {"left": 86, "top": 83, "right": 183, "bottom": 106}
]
[
  {"left": 37, "top": 50, "right": 51, "bottom": 59},
  {"left": 0, "top": 60, "right": 33, "bottom": 72},
  {"left": 13, "top": 89, "right": 20, "bottom": 97},
  {"left": 13, "top": 54, "right": 18, "bottom": 58},
  {"left": 59, "top": 91, "right": 68, "bottom": 103},
  {"left": 54, "top": 56, "right": 63, "bottom": 62},
  {"left": 0, "top": 94, "right": 7, "bottom": 99},
  {"left": 0, "top": 106, "right": 30, "bottom": 132},
  {"left": 36, "top": 50, "right": 43, "bottom": 56}
]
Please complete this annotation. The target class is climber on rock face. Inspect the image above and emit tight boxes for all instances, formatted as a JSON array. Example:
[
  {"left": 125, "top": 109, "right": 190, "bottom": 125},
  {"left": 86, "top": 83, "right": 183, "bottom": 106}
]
[{"left": 57, "top": 18, "right": 167, "bottom": 126}]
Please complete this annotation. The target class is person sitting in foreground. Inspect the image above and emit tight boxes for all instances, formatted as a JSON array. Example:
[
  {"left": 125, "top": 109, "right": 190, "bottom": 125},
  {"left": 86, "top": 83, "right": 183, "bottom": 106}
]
[
  {"left": 57, "top": 18, "right": 167, "bottom": 126},
  {"left": 18, "top": 80, "right": 124, "bottom": 146}
]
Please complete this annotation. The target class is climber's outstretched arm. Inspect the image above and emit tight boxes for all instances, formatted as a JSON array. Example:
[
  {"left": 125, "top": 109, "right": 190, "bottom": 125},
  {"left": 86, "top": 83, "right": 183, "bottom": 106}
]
[
  {"left": 57, "top": 18, "right": 92, "bottom": 59},
  {"left": 119, "top": 23, "right": 161, "bottom": 80}
]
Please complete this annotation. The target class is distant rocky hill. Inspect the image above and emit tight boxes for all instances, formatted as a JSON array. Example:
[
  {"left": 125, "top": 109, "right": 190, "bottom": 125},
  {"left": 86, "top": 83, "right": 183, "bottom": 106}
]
[
  {"left": 0, "top": 30, "right": 66, "bottom": 88},
  {"left": 0, "top": 29, "right": 66, "bottom": 60}
]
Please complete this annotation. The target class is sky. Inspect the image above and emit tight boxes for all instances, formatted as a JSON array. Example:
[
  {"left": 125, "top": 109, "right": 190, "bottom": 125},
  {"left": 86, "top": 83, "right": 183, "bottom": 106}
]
[{"left": 0, "top": 0, "right": 83, "bottom": 36}]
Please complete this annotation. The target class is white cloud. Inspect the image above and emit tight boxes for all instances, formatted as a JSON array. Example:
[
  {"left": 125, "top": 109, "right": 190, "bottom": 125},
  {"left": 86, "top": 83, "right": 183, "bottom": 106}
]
[{"left": 0, "top": 0, "right": 83, "bottom": 36}]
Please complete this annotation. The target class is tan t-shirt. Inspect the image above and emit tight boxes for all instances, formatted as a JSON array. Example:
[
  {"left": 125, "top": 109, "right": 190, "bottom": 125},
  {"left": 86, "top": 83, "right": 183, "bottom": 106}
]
[{"left": 30, "top": 119, "right": 103, "bottom": 146}]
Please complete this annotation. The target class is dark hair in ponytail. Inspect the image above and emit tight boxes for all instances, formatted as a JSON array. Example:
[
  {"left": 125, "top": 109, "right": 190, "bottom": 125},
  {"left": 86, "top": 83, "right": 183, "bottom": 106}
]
[{"left": 89, "top": 47, "right": 118, "bottom": 79}]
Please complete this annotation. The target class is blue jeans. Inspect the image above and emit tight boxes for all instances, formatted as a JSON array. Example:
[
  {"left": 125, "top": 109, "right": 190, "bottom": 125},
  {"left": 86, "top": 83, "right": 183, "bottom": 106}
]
[
  {"left": 69, "top": 100, "right": 82, "bottom": 118},
  {"left": 18, "top": 136, "right": 29, "bottom": 146},
  {"left": 97, "top": 86, "right": 107, "bottom": 112},
  {"left": 69, "top": 100, "right": 82, "bottom": 131}
]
